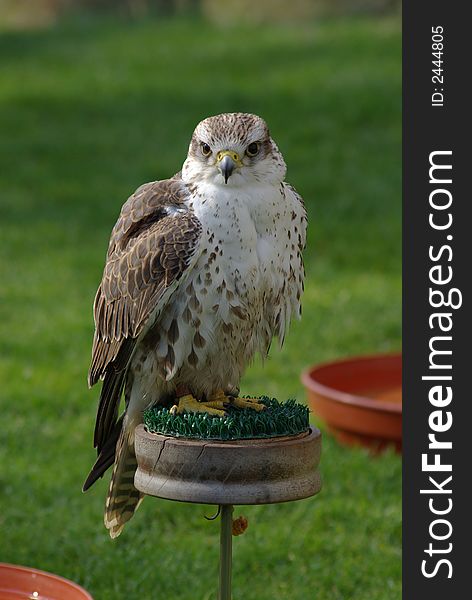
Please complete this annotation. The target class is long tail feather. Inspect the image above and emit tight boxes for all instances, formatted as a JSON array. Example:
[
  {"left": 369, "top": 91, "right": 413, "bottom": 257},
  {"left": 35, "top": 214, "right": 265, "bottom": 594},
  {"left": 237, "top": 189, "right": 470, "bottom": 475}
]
[
  {"left": 104, "top": 429, "right": 143, "bottom": 539},
  {"left": 82, "top": 416, "right": 124, "bottom": 492}
]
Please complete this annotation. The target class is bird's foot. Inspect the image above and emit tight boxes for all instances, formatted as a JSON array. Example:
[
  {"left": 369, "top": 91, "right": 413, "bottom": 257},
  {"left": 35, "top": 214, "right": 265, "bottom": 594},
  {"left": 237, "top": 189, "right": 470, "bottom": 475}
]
[
  {"left": 227, "top": 397, "right": 267, "bottom": 412},
  {"left": 169, "top": 390, "right": 266, "bottom": 416},
  {"left": 206, "top": 390, "right": 266, "bottom": 412},
  {"left": 170, "top": 393, "right": 226, "bottom": 417}
]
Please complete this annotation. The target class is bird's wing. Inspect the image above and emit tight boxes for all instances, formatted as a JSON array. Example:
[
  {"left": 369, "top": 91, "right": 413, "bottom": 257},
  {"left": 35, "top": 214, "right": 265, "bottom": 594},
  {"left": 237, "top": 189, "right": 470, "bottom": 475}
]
[
  {"left": 284, "top": 182, "right": 307, "bottom": 251},
  {"left": 274, "top": 182, "right": 307, "bottom": 345},
  {"left": 88, "top": 177, "right": 202, "bottom": 452}
]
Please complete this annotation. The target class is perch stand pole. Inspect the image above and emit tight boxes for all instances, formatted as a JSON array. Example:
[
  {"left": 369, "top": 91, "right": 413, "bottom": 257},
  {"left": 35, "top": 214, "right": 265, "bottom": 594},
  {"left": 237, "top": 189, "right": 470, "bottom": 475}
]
[{"left": 219, "top": 504, "right": 233, "bottom": 600}]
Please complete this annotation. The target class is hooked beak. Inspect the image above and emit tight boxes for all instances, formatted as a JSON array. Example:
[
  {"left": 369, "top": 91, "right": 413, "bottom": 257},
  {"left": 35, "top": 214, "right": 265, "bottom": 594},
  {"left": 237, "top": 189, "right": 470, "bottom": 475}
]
[{"left": 216, "top": 150, "right": 242, "bottom": 184}]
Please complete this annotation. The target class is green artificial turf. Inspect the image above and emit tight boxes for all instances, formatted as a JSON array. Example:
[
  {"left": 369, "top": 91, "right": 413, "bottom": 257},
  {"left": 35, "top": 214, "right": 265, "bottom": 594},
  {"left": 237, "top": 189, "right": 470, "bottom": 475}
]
[
  {"left": 144, "top": 398, "right": 310, "bottom": 440},
  {"left": 0, "top": 14, "right": 401, "bottom": 600}
]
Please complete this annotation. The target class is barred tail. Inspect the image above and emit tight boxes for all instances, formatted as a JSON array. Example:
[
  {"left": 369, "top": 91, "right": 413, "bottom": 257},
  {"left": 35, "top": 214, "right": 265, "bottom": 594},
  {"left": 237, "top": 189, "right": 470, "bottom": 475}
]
[{"left": 104, "top": 429, "right": 143, "bottom": 539}]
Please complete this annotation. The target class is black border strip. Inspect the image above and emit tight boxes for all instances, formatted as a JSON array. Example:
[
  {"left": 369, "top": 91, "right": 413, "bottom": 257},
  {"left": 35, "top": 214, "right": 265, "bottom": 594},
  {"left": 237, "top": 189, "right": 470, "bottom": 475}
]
[{"left": 403, "top": 2, "right": 470, "bottom": 597}]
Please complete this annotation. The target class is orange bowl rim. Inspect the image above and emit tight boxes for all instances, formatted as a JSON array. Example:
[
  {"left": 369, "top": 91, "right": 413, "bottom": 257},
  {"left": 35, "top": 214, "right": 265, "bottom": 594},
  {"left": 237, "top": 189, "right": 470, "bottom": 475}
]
[
  {"left": 0, "top": 563, "right": 93, "bottom": 599},
  {"left": 301, "top": 352, "right": 402, "bottom": 415}
]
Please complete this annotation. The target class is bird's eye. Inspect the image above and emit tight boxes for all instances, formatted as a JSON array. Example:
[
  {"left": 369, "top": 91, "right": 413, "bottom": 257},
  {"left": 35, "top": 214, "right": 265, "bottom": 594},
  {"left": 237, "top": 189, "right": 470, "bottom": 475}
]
[
  {"left": 246, "top": 142, "right": 260, "bottom": 157},
  {"left": 201, "top": 143, "right": 212, "bottom": 157}
]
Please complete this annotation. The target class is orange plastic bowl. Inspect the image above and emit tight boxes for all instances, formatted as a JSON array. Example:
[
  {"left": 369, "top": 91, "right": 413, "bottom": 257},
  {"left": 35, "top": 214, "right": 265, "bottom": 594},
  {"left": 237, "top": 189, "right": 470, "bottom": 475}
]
[
  {"left": 301, "top": 353, "right": 402, "bottom": 453},
  {"left": 0, "top": 564, "right": 93, "bottom": 600}
]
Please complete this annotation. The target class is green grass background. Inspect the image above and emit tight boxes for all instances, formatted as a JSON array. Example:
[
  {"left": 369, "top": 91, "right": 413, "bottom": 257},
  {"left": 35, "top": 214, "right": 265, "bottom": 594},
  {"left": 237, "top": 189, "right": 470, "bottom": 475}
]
[{"left": 0, "top": 15, "right": 401, "bottom": 600}]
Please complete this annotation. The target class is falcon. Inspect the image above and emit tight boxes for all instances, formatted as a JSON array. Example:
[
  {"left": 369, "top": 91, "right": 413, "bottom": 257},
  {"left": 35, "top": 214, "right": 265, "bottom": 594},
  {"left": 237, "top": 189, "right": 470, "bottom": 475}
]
[{"left": 83, "top": 113, "right": 307, "bottom": 537}]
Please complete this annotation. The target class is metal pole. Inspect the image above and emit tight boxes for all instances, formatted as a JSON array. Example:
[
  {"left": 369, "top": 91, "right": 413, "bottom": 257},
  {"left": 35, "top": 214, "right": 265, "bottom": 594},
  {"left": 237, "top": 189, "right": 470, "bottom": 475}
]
[{"left": 218, "top": 504, "right": 233, "bottom": 600}]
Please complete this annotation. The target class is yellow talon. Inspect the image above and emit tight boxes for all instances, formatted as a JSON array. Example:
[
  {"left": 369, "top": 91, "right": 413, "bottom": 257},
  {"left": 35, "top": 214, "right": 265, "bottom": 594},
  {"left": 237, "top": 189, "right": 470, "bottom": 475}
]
[
  {"left": 170, "top": 394, "right": 226, "bottom": 417},
  {"left": 230, "top": 397, "right": 266, "bottom": 411},
  {"left": 169, "top": 391, "right": 266, "bottom": 416},
  {"left": 207, "top": 389, "right": 227, "bottom": 404}
]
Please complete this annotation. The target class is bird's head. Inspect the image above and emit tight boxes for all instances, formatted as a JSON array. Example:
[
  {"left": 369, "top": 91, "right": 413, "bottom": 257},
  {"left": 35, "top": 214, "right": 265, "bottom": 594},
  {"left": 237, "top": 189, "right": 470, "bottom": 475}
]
[{"left": 182, "top": 113, "right": 286, "bottom": 187}]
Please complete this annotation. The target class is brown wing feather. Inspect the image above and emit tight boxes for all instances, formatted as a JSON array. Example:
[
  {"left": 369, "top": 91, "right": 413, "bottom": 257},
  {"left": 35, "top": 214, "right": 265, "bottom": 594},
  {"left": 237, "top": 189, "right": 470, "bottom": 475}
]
[{"left": 88, "top": 177, "right": 202, "bottom": 453}]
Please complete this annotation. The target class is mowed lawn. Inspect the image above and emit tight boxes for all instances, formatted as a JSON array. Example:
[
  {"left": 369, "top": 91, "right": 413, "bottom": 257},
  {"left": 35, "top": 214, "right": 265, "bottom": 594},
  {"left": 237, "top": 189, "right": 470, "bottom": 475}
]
[{"left": 0, "top": 15, "right": 401, "bottom": 600}]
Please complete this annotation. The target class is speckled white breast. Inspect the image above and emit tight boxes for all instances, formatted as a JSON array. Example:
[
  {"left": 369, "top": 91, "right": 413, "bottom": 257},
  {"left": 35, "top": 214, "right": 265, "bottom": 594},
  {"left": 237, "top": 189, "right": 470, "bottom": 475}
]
[{"left": 132, "top": 179, "right": 305, "bottom": 402}]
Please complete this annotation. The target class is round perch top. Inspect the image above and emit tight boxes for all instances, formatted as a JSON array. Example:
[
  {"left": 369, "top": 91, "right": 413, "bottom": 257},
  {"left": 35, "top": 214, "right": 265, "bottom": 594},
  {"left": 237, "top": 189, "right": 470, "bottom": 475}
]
[
  {"left": 134, "top": 422, "right": 321, "bottom": 505},
  {"left": 143, "top": 397, "right": 310, "bottom": 440}
]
